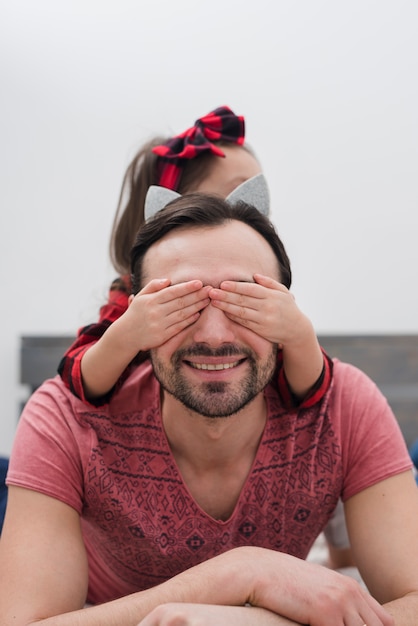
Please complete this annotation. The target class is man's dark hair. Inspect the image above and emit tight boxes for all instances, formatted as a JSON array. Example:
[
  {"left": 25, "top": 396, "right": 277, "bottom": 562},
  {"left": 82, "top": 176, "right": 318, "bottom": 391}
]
[{"left": 130, "top": 193, "right": 292, "bottom": 294}]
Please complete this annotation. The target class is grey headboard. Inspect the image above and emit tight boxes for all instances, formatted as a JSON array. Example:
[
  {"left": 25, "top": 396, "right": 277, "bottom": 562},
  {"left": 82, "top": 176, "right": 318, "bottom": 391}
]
[
  {"left": 318, "top": 335, "right": 418, "bottom": 447},
  {"left": 20, "top": 335, "right": 74, "bottom": 391}
]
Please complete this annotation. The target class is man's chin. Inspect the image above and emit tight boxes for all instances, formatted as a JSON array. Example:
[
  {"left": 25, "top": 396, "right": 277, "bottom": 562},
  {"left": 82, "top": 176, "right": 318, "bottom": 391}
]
[{"left": 177, "top": 390, "right": 255, "bottom": 419}]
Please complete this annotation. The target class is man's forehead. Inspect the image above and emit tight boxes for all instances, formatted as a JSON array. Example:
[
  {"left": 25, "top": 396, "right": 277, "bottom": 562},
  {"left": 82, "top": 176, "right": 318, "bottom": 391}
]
[{"left": 143, "top": 221, "right": 280, "bottom": 282}]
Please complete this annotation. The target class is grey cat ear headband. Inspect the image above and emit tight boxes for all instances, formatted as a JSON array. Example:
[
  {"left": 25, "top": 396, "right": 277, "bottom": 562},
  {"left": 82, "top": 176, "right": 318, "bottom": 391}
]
[{"left": 144, "top": 173, "right": 270, "bottom": 222}]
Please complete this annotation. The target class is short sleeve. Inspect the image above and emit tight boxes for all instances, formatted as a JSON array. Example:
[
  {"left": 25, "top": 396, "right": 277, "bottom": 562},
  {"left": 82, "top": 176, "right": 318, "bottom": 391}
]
[
  {"left": 7, "top": 378, "right": 90, "bottom": 514},
  {"left": 330, "top": 361, "right": 413, "bottom": 502}
]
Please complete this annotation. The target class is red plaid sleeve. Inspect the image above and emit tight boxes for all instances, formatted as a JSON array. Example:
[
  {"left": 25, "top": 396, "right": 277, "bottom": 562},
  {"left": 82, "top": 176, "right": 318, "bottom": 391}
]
[
  {"left": 57, "top": 277, "right": 130, "bottom": 404},
  {"left": 277, "top": 348, "right": 333, "bottom": 409}
]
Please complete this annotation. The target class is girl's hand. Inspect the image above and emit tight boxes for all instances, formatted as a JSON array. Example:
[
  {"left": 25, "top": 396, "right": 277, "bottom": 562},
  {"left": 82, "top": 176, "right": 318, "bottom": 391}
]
[
  {"left": 209, "top": 274, "right": 309, "bottom": 346},
  {"left": 126, "top": 279, "right": 211, "bottom": 351}
]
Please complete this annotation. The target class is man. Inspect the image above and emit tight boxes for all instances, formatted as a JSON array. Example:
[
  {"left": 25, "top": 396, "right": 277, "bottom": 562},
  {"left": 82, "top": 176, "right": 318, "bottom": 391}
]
[{"left": 1, "top": 194, "right": 417, "bottom": 625}]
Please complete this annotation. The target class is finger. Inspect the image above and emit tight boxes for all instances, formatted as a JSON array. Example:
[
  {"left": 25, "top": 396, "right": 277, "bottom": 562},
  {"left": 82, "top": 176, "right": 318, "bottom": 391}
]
[
  {"left": 141, "top": 279, "right": 204, "bottom": 301},
  {"left": 211, "top": 305, "right": 268, "bottom": 338},
  {"left": 138, "top": 278, "right": 171, "bottom": 295},
  {"left": 328, "top": 584, "right": 393, "bottom": 626},
  {"left": 165, "top": 296, "right": 211, "bottom": 328},
  {"left": 161, "top": 312, "right": 202, "bottom": 338},
  {"left": 210, "top": 288, "right": 263, "bottom": 312},
  {"left": 161, "top": 288, "right": 211, "bottom": 321},
  {"left": 210, "top": 297, "right": 261, "bottom": 321},
  {"left": 357, "top": 590, "right": 395, "bottom": 626},
  {"left": 253, "top": 274, "right": 289, "bottom": 293},
  {"left": 136, "top": 283, "right": 208, "bottom": 316},
  {"left": 216, "top": 281, "right": 266, "bottom": 299}
]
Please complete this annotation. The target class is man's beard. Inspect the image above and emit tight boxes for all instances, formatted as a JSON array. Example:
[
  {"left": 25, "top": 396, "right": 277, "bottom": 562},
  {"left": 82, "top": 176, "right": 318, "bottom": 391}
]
[{"left": 150, "top": 343, "right": 277, "bottom": 418}]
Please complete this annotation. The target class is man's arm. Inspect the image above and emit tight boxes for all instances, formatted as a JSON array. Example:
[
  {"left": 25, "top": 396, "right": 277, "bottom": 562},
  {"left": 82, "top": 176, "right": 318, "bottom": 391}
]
[
  {"left": 0, "top": 487, "right": 290, "bottom": 626},
  {"left": 346, "top": 470, "right": 418, "bottom": 624},
  {"left": 0, "top": 487, "right": 301, "bottom": 626},
  {"left": 0, "top": 487, "right": 89, "bottom": 623},
  {"left": 0, "top": 485, "right": 396, "bottom": 626},
  {"left": 136, "top": 603, "right": 299, "bottom": 625}
]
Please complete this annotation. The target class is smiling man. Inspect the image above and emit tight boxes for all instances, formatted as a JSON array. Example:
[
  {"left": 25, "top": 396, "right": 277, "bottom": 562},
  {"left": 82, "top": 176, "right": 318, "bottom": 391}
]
[
  {"left": 1, "top": 194, "right": 418, "bottom": 626},
  {"left": 145, "top": 219, "right": 279, "bottom": 419}
]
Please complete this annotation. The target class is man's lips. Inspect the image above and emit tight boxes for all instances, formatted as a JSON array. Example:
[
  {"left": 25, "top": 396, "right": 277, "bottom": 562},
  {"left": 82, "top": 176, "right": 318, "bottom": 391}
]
[{"left": 184, "top": 358, "right": 246, "bottom": 371}]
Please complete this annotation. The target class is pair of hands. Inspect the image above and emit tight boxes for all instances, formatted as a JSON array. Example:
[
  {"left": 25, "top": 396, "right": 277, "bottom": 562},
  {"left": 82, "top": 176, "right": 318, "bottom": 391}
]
[
  {"left": 127, "top": 274, "right": 307, "bottom": 352},
  {"left": 136, "top": 547, "right": 394, "bottom": 626}
]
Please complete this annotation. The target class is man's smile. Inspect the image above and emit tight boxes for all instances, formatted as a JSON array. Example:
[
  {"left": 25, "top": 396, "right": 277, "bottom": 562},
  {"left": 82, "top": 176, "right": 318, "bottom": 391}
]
[{"left": 186, "top": 359, "right": 245, "bottom": 371}]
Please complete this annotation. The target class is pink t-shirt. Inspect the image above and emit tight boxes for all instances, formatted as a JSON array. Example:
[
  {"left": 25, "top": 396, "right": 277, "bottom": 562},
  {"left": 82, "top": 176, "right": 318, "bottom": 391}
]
[{"left": 7, "top": 359, "right": 411, "bottom": 604}]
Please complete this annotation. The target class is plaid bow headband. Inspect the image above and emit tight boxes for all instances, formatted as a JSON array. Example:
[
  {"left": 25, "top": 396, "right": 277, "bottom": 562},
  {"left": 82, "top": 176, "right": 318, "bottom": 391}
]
[{"left": 152, "top": 105, "right": 245, "bottom": 190}]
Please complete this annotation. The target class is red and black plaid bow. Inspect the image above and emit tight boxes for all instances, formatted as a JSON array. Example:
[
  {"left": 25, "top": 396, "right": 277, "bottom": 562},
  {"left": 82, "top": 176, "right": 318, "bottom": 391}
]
[{"left": 152, "top": 105, "right": 245, "bottom": 190}]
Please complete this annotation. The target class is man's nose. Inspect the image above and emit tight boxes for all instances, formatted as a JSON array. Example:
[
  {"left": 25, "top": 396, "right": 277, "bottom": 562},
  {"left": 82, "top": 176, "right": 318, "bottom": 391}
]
[{"left": 192, "top": 302, "right": 236, "bottom": 347}]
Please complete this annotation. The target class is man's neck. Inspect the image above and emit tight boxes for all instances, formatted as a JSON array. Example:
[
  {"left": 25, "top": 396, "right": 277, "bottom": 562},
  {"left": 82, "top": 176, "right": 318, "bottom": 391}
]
[{"left": 160, "top": 392, "right": 268, "bottom": 520}]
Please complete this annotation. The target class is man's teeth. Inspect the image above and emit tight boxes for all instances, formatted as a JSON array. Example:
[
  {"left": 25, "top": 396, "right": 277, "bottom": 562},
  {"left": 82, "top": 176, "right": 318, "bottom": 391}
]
[{"left": 191, "top": 361, "right": 240, "bottom": 371}]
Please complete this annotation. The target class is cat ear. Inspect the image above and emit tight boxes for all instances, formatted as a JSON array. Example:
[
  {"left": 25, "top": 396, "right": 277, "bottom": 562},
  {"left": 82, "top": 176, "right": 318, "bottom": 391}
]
[
  {"left": 144, "top": 186, "right": 181, "bottom": 221},
  {"left": 144, "top": 173, "right": 270, "bottom": 222},
  {"left": 226, "top": 173, "right": 270, "bottom": 216}
]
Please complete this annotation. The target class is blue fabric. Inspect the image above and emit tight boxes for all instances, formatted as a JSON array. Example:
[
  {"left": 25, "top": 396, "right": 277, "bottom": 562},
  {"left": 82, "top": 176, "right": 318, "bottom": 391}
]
[
  {"left": 409, "top": 439, "right": 418, "bottom": 485},
  {"left": 0, "top": 457, "right": 9, "bottom": 533},
  {"left": 410, "top": 438, "right": 418, "bottom": 467}
]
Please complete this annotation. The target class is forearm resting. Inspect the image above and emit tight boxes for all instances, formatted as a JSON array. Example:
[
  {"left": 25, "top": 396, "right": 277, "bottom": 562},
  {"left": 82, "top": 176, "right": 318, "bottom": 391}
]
[
  {"left": 7, "top": 547, "right": 411, "bottom": 625},
  {"left": 14, "top": 548, "right": 255, "bottom": 626},
  {"left": 137, "top": 603, "right": 299, "bottom": 625}
]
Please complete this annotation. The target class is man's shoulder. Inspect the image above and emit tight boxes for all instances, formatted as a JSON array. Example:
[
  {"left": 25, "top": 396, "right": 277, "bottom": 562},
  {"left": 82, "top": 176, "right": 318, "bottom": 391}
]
[
  {"left": 110, "top": 360, "right": 159, "bottom": 409},
  {"left": 331, "top": 358, "right": 377, "bottom": 387},
  {"left": 329, "top": 358, "right": 386, "bottom": 411},
  {"left": 28, "top": 375, "right": 78, "bottom": 407},
  {"left": 27, "top": 360, "right": 157, "bottom": 413}
]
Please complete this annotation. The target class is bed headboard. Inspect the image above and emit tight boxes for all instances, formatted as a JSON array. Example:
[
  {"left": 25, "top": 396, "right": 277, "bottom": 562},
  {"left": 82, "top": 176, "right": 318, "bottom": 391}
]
[{"left": 318, "top": 335, "right": 418, "bottom": 447}]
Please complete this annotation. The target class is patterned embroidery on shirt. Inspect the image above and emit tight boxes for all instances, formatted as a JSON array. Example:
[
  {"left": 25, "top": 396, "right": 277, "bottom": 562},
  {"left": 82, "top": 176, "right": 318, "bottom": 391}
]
[{"left": 80, "top": 385, "right": 342, "bottom": 593}]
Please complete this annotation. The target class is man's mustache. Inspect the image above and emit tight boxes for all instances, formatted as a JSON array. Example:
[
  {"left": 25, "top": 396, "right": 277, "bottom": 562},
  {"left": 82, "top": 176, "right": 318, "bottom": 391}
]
[{"left": 174, "top": 344, "right": 249, "bottom": 359}]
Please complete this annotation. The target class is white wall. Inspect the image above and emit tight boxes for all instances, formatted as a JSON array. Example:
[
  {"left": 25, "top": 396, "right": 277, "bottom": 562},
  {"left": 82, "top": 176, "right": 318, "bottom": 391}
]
[{"left": 1, "top": 0, "right": 417, "bottom": 455}]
